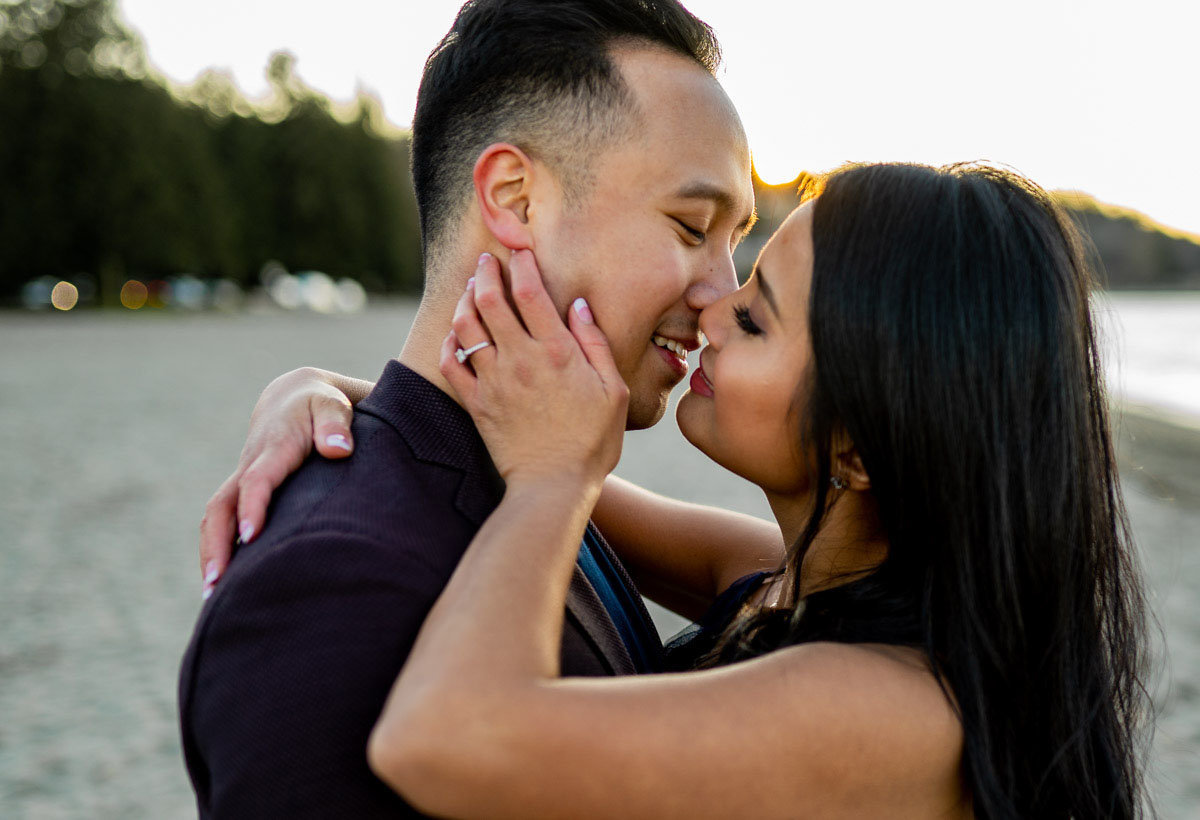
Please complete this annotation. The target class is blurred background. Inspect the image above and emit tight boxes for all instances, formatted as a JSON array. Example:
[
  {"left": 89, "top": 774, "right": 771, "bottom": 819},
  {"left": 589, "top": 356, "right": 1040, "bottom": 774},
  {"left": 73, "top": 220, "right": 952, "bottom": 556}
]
[{"left": 0, "top": 0, "right": 1196, "bottom": 816}]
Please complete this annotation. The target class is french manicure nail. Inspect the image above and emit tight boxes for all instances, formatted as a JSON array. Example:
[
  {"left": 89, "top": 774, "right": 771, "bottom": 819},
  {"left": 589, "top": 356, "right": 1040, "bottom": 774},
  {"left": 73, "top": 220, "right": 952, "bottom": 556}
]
[
  {"left": 477, "top": 253, "right": 491, "bottom": 265},
  {"left": 326, "top": 433, "right": 352, "bottom": 452},
  {"left": 573, "top": 297, "right": 594, "bottom": 324},
  {"left": 239, "top": 520, "right": 255, "bottom": 544},
  {"left": 466, "top": 277, "right": 476, "bottom": 291},
  {"left": 202, "top": 585, "right": 214, "bottom": 601},
  {"left": 204, "top": 561, "right": 220, "bottom": 585}
]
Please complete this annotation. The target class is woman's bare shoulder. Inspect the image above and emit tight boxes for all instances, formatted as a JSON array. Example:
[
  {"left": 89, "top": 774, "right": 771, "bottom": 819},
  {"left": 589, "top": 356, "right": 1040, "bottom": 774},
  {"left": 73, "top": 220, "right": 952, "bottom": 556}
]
[
  {"left": 766, "top": 641, "right": 967, "bottom": 807},
  {"left": 777, "top": 640, "right": 961, "bottom": 733}
]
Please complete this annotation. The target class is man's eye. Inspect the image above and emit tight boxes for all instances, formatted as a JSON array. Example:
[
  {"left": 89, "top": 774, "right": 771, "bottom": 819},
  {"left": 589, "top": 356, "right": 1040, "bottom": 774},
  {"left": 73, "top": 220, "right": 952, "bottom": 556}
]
[
  {"left": 674, "top": 218, "right": 706, "bottom": 243},
  {"left": 733, "top": 304, "right": 763, "bottom": 335}
]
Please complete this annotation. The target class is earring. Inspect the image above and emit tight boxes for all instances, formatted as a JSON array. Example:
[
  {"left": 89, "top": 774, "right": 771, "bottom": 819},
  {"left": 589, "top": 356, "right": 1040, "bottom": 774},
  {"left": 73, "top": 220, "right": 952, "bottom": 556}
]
[{"left": 830, "top": 476, "right": 848, "bottom": 490}]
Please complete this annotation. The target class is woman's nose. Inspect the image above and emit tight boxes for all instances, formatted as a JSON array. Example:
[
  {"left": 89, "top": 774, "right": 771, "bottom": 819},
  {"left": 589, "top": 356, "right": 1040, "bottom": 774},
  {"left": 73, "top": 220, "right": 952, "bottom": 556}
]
[{"left": 697, "top": 295, "right": 724, "bottom": 349}]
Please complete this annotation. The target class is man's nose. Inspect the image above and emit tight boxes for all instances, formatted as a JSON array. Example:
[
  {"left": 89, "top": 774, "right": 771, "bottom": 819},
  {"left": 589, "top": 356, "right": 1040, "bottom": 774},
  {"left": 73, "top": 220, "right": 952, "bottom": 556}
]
[{"left": 684, "top": 252, "right": 739, "bottom": 311}]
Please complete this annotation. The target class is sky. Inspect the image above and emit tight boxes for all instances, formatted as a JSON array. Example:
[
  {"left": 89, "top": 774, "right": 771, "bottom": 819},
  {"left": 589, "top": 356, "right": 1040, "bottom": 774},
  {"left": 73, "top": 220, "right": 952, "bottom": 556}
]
[{"left": 119, "top": 0, "right": 1200, "bottom": 234}]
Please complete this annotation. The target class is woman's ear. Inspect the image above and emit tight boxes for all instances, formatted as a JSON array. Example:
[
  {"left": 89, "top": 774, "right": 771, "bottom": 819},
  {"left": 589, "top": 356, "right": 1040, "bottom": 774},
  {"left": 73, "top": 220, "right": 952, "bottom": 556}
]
[
  {"left": 473, "top": 143, "right": 537, "bottom": 250},
  {"left": 832, "top": 429, "right": 871, "bottom": 492}
]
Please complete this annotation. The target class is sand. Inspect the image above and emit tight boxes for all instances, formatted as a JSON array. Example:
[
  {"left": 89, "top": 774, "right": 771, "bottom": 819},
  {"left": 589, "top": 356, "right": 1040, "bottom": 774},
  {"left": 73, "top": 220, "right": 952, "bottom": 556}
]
[{"left": 1, "top": 303, "right": 1196, "bottom": 817}]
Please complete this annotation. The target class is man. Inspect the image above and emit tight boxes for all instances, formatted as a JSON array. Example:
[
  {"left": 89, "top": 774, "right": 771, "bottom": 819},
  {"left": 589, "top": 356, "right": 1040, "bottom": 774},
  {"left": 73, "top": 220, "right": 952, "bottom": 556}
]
[{"left": 181, "top": 0, "right": 755, "bottom": 815}]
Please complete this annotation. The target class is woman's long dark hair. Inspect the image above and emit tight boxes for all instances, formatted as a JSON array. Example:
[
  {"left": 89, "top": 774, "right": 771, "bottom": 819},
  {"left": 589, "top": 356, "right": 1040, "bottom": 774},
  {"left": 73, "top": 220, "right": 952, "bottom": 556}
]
[{"left": 706, "top": 163, "right": 1151, "bottom": 818}]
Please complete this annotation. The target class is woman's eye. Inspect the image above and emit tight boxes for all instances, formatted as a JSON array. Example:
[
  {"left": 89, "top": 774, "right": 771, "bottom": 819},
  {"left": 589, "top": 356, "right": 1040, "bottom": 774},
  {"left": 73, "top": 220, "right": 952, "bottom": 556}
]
[
  {"left": 674, "top": 218, "right": 706, "bottom": 243},
  {"left": 732, "top": 304, "right": 763, "bottom": 335}
]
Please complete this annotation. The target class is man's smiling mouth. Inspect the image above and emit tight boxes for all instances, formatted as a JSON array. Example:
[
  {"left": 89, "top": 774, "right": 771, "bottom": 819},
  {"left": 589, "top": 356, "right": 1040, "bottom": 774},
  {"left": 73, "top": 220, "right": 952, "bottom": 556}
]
[{"left": 652, "top": 335, "right": 689, "bottom": 358}]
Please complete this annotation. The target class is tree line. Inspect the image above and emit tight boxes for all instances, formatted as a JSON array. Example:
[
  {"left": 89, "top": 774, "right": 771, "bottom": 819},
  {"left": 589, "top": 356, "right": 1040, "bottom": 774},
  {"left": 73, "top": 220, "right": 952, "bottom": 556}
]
[
  {"left": 0, "top": 0, "right": 422, "bottom": 305},
  {"left": 1, "top": 0, "right": 1196, "bottom": 307}
]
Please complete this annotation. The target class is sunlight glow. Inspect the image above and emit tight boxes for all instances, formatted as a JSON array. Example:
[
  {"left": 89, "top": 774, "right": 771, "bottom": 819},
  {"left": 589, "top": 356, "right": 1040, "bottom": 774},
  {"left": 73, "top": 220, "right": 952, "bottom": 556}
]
[
  {"left": 751, "top": 148, "right": 804, "bottom": 188},
  {"left": 117, "top": 0, "right": 1200, "bottom": 234}
]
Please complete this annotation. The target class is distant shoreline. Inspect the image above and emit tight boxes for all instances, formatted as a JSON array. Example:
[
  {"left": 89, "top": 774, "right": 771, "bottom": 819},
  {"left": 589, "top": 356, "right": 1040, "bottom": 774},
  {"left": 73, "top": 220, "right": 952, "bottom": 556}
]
[{"left": 1114, "top": 402, "right": 1200, "bottom": 506}]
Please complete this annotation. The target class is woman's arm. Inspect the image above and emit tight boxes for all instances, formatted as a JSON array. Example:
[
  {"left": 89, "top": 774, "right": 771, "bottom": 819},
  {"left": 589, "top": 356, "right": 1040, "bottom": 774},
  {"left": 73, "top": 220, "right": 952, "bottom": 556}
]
[
  {"left": 369, "top": 252, "right": 964, "bottom": 820},
  {"left": 199, "top": 363, "right": 782, "bottom": 612},
  {"left": 197, "top": 349, "right": 782, "bottom": 612},
  {"left": 592, "top": 476, "right": 784, "bottom": 619}
]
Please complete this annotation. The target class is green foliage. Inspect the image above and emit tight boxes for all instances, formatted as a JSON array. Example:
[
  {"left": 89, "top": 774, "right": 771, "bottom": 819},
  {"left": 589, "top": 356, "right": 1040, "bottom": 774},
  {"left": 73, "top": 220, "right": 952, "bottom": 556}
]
[{"left": 0, "top": 0, "right": 423, "bottom": 302}]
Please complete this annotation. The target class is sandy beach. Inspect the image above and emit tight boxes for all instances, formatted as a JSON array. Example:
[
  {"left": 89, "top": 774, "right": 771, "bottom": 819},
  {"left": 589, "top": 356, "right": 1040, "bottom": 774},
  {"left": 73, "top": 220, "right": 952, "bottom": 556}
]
[{"left": 1, "top": 302, "right": 1197, "bottom": 818}]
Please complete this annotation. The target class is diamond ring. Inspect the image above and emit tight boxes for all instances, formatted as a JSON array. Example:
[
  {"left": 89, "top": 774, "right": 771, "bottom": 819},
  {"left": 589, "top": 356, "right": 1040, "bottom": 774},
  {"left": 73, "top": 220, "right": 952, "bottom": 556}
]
[{"left": 455, "top": 341, "right": 492, "bottom": 364}]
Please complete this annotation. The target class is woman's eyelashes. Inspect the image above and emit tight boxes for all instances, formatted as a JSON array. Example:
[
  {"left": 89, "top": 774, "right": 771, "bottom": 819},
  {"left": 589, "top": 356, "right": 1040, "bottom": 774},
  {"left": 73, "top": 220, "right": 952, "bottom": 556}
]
[{"left": 733, "top": 304, "right": 763, "bottom": 336}]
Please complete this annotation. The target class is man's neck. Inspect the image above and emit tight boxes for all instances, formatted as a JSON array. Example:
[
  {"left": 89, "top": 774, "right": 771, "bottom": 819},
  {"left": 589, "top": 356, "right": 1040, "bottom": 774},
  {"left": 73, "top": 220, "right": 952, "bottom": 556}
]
[{"left": 396, "top": 252, "right": 476, "bottom": 405}]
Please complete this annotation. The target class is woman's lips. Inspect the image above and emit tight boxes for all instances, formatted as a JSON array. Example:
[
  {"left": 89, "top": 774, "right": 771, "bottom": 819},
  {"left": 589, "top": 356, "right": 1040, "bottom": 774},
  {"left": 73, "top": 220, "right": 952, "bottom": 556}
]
[{"left": 689, "top": 356, "right": 715, "bottom": 398}]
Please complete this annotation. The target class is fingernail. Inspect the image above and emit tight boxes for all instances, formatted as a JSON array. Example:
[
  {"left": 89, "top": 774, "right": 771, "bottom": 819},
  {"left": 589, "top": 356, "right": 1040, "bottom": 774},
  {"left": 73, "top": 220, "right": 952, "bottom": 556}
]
[
  {"left": 326, "top": 433, "right": 352, "bottom": 452},
  {"left": 477, "top": 253, "right": 491, "bottom": 265},
  {"left": 466, "top": 277, "right": 475, "bottom": 291},
  {"left": 239, "top": 520, "right": 255, "bottom": 544},
  {"left": 202, "top": 585, "right": 214, "bottom": 601},
  {"left": 573, "top": 297, "right": 593, "bottom": 324},
  {"left": 204, "top": 561, "right": 220, "bottom": 585}
]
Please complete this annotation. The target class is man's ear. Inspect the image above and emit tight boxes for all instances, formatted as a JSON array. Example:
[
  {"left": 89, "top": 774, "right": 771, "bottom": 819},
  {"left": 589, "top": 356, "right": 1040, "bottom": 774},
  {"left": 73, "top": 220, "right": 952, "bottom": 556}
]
[
  {"left": 832, "top": 429, "right": 871, "bottom": 492},
  {"left": 473, "top": 143, "right": 538, "bottom": 250}
]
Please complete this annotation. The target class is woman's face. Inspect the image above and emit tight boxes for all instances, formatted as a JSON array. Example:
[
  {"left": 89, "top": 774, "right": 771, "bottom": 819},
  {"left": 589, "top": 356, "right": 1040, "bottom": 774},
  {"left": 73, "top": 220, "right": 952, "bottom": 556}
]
[{"left": 676, "top": 202, "right": 817, "bottom": 495}]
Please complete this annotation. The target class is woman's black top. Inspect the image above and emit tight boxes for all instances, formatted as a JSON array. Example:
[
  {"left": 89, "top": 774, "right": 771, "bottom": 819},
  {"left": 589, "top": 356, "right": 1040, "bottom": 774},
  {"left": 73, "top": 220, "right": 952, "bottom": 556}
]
[{"left": 663, "top": 571, "right": 926, "bottom": 672}]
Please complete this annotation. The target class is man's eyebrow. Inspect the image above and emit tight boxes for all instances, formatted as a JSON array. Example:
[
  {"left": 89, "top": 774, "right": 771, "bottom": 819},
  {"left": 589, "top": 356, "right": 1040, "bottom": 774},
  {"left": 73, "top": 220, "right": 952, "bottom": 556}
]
[
  {"left": 673, "top": 181, "right": 757, "bottom": 234},
  {"left": 754, "top": 264, "right": 779, "bottom": 317}
]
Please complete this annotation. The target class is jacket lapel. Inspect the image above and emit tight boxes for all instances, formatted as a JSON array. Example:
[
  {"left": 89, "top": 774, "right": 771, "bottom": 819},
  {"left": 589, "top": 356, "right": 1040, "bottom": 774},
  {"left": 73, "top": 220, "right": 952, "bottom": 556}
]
[
  {"left": 564, "top": 560, "right": 637, "bottom": 676},
  {"left": 586, "top": 524, "right": 666, "bottom": 672},
  {"left": 359, "top": 360, "right": 653, "bottom": 677}
]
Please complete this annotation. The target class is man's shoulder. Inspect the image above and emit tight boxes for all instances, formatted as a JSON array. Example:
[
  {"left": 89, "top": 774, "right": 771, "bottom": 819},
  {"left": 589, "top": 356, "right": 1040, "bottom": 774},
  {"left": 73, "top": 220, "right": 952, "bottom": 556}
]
[{"left": 259, "top": 410, "right": 473, "bottom": 552}]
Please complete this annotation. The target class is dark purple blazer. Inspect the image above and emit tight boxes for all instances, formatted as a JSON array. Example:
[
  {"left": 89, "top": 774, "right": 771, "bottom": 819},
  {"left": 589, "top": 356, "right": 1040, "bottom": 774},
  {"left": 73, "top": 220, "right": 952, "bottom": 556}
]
[{"left": 178, "top": 360, "right": 662, "bottom": 818}]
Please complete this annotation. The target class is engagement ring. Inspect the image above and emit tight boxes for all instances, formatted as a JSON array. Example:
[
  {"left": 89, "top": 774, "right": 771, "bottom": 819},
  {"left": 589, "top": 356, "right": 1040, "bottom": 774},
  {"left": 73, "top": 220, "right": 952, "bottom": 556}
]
[{"left": 455, "top": 341, "right": 492, "bottom": 364}]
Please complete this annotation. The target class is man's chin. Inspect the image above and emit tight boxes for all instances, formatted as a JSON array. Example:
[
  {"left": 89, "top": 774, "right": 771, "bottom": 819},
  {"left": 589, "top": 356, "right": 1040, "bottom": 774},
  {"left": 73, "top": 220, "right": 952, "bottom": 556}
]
[{"left": 624, "top": 390, "right": 670, "bottom": 431}]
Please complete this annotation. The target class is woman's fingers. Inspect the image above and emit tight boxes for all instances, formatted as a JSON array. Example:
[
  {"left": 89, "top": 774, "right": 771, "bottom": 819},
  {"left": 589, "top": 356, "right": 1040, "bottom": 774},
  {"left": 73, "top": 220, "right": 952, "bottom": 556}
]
[
  {"left": 568, "top": 297, "right": 628, "bottom": 398},
  {"left": 199, "top": 476, "right": 239, "bottom": 596},
  {"left": 440, "top": 329, "right": 478, "bottom": 404},
  {"left": 196, "top": 367, "right": 362, "bottom": 599},
  {"left": 311, "top": 390, "right": 355, "bottom": 458},
  {"left": 471, "top": 252, "right": 526, "bottom": 344},
  {"left": 234, "top": 435, "right": 307, "bottom": 551},
  {"left": 509, "top": 249, "right": 569, "bottom": 341},
  {"left": 451, "top": 271, "right": 497, "bottom": 369}
]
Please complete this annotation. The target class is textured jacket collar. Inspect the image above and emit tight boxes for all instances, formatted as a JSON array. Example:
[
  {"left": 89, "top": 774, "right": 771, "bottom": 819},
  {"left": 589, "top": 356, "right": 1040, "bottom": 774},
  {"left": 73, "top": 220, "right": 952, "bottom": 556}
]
[{"left": 357, "top": 359, "right": 503, "bottom": 526}]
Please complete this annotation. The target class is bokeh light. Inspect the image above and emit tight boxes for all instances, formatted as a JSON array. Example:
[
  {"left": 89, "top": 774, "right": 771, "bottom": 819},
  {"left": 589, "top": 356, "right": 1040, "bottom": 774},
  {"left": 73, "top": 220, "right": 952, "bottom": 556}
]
[
  {"left": 147, "top": 279, "right": 171, "bottom": 309},
  {"left": 50, "top": 281, "right": 79, "bottom": 311},
  {"left": 120, "top": 279, "right": 149, "bottom": 310}
]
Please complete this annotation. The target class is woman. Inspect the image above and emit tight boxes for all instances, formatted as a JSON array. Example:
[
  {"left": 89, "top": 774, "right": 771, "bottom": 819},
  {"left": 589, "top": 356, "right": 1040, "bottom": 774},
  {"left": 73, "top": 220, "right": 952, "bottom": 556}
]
[{"left": 199, "top": 163, "right": 1150, "bottom": 818}]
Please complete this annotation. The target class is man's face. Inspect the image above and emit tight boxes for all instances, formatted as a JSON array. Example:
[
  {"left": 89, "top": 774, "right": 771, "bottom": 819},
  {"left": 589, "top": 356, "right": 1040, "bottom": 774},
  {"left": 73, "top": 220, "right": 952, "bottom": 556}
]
[{"left": 534, "top": 47, "right": 755, "bottom": 429}]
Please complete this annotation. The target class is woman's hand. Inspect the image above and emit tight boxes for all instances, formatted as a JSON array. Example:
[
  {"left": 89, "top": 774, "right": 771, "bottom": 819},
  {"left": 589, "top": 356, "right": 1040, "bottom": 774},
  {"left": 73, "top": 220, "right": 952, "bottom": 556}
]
[
  {"left": 441, "top": 250, "right": 628, "bottom": 493},
  {"left": 198, "top": 367, "right": 363, "bottom": 596}
]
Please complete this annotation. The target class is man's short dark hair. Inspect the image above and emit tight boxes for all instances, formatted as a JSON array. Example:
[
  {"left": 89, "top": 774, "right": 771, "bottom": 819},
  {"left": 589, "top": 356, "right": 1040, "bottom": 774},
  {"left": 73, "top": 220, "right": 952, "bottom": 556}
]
[{"left": 411, "top": 0, "right": 721, "bottom": 259}]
